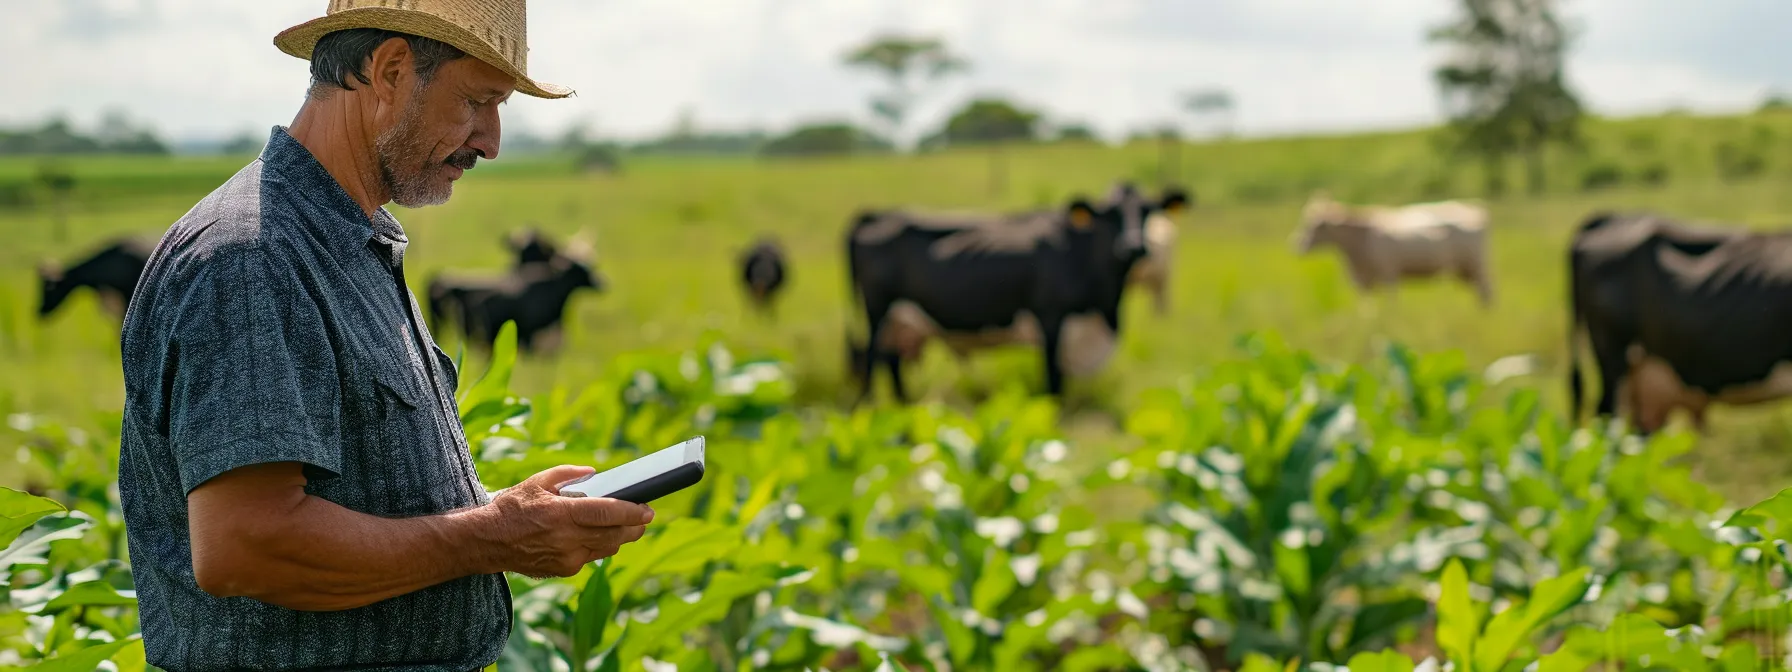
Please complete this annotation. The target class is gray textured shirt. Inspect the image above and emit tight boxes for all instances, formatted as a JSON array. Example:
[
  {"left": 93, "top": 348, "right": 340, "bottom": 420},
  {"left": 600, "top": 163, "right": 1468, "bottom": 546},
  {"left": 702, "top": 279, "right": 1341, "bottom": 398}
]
[{"left": 118, "top": 126, "right": 509, "bottom": 671}]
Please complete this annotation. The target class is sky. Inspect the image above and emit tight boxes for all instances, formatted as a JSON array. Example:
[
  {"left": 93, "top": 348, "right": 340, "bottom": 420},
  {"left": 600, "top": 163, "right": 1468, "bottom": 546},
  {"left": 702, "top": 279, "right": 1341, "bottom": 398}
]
[{"left": 3, "top": 0, "right": 1788, "bottom": 146}]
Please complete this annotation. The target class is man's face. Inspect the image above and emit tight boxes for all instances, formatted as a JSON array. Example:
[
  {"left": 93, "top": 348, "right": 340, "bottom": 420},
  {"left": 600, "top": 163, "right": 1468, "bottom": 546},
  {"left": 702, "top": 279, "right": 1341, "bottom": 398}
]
[{"left": 376, "top": 55, "right": 514, "bottom": 207}]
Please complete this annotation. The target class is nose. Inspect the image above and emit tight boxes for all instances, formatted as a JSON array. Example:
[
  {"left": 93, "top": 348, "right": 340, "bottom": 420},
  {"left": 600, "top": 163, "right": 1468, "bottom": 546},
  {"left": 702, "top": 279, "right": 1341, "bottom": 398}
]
[{"left": 468, "top": 105, "right": 501, "bottom": 161}]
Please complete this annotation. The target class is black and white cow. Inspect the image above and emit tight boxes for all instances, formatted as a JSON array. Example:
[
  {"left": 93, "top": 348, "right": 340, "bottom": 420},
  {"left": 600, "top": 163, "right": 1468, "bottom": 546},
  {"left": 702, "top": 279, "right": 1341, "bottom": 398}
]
[
  {"left": 39, "top": 237, "right": 156, "bottom": 320},
  {"left": 1567, "top": 210, "right": 1792, "bottom": 433},
  {"left": 427, "top": 230, "right": 605, "bottom": 353},
  {"left": 845, "top": 184, "right": 1180, "bottom": 402},
  {"left": 738, "top": 237, "right": 788, "bottom": 318}
]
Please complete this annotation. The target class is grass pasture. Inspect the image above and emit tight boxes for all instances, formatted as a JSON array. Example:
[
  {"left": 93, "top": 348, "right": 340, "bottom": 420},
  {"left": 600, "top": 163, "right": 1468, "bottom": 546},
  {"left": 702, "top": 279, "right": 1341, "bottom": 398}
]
[
  {"left": 7, "top": 111, "right": 1792, "bottom": 501},
  {"left": 15, "top": 112, "right": 1792, "bottom": 670}
]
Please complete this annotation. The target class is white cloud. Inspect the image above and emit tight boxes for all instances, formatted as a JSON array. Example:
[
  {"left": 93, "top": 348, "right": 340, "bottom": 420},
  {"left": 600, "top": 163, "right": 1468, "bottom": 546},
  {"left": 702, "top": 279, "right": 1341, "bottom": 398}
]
[{"left": 0, "top": 0, "right": 1782, "bottom": 143}]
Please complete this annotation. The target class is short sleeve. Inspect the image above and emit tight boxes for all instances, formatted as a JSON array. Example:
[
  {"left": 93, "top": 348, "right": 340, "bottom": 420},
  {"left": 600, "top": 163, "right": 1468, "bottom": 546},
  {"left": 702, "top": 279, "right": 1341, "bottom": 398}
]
[{"left": 167, "top": 248, "right": 342, "bottom": 493}]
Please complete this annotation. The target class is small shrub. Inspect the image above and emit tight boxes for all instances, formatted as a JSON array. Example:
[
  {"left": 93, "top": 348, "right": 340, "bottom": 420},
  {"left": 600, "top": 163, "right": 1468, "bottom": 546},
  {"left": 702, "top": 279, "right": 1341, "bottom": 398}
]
[
  {"left": 1636, "top": 161, "right": 1670, "bottom": 187},
  {"left": 575, "top": 143, "right": 622, "bottom": 174},
  {"left": 1715, "top": 142, "right": 1768, "bottom": 182},
  {"left": 1621, "top": 130, "right": 1660, "bottom": 155},
  {"left": 1579, "top": 161, "right": 1625, "bottom": 192},
  {"left": 0, "top": 181, "right": 33, "bottom": 210}
]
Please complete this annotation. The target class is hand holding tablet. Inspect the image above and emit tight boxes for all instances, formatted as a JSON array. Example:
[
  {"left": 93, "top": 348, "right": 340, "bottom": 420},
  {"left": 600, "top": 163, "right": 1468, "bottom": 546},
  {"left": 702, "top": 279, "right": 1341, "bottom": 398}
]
[{"left": 558, "top": 436, "right": 707, "bottom": 504}]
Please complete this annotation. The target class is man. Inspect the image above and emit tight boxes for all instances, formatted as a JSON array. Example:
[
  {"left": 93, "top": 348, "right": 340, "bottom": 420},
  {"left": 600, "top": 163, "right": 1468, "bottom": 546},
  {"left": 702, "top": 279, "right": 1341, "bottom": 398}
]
[{"left": 117, "top": 2, "right": 652, "bottom": 670}]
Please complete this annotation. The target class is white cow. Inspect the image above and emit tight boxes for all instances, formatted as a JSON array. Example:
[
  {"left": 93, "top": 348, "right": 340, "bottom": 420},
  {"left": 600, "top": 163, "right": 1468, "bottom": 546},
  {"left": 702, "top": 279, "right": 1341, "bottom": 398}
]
[
  {"left": 1293, "top": 193, "right": 1494, "bottom": 307},
  {"left": 1126, "top": 208, "right": 1184, "bottom": 316}
]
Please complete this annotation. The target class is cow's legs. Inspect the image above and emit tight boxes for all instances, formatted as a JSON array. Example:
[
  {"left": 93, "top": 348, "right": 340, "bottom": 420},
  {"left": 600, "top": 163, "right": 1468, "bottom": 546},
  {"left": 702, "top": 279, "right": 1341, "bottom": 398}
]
[
  {"left": 1587, "top": 331, "right": 1632, "bottom": 420},
  {"left": 1151, "top": 280, "right": 1169, "bottom": 317},
  {"left": 1460, "top": 259, "right": 1494, "bottom": 308},
  {"left": 885, "top": 349, "right": 910, "bottom": 404},
  {"left": 855, "top": 295, "right": 895, "bottom": 406},
  {"left": 1039, "top": 314, "right": 1068, "bottom": 397}
]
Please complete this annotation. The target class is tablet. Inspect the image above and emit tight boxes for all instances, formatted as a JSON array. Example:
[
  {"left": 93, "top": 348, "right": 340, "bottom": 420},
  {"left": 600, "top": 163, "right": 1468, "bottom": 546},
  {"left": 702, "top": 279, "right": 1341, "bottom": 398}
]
[{"left": 558, "top": 436, "right": 706, "bottom": 504}]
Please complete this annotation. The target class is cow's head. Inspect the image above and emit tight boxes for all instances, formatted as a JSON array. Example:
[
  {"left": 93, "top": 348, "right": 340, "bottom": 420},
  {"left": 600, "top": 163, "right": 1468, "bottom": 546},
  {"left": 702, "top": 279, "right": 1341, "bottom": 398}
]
[
  {"left": 558, "top": 230, "right": 607, "bottom": 293},
  {"left": 37, "top": 262, "right": 72, "bottom": 318},
  {"left": 1087, "top": 182, "right": 1189, "bottom": 265},
  {"left": 504, "top": 227, "right": 560, "bottom": 267},
  {"left": 1293, "top": 192, "right": 1349, "bottom": 254}
]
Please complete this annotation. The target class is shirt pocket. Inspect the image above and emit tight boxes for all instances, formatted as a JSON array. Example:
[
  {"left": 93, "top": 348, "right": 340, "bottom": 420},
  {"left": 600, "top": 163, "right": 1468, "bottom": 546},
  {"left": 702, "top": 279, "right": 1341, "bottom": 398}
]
[{"left": 367, "top": 365, "right": 447, "bottom": 516}]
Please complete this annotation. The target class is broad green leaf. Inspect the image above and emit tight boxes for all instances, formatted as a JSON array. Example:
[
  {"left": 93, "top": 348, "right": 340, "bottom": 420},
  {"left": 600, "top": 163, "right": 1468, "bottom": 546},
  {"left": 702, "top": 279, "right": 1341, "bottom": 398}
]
[
  {"left": 737, "top": 468, "right": 782, "bottom": 523},
  {"left": 38, "top": 580, "right": 136, "bottom": 613},
  {"left": 1472, "top": 568, "right": 1591, "bottom": 672},
  {"left": 970, "top": 548, "right": 1017, "bottom": 615},
  {"left": 461, "top": 321, "right": 518, "bottom": 412},
  {"left": 1272, "top": 532, "right": 1311, "bottom": 600},
  {"left": 1347, "top": 599, "right": 1430, "bottom": 654},
  {"left": 1237, "top": 653, "right": 1284, "bottom": 672},
  {"left": 608, "top": 518, "right": 742, "bottom": 597},
  {"left": 1724, "top": 486, "right": 1792, "bottom": 532},
  {"left": 571, "top": 560, "right": 614, "bottom": 672},
  {"left": 1541, "top": 614, "right": 1704, "bottom": 671},
  {"left": 935, "top": 601, "right": 980, "bottom": 665},
  {"left": 873, "top": 652, "right": 911, "bottom": 672},
  {"left": 774, "top": 609, "right": 907, "bottom": 652},
  {"left": 595, "top": 644, "right": 622, "bottom": 672},
  {"left": 620, "top": 567, "right": 780, "bottom": 661},
  {"left": 0, "top": 515, "right": 91, "bottom": 569},
  {"left": 1435, "top": 559, "right": 1477, "bottom": 667},
  {"left": 111, "top": 638, "right": 148, "bottom": 672},
  {"left": 1345, "top": 650, "right": 1417, "bottom": 672},
  {"left": 25, "top": 638, "right": 136, "bottom": 671},
  {"left": 1719, "top": 641, "right": 1759, "bottom": 672},
  {"left": 0, "top": 488, "right": 66, "bottom": 550}
]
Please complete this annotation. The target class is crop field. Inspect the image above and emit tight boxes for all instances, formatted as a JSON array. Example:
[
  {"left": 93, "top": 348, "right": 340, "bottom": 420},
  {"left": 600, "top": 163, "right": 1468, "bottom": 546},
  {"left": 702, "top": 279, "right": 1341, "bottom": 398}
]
[{"left": 7, "top": 112, "right": 1792, "bottom": 670}]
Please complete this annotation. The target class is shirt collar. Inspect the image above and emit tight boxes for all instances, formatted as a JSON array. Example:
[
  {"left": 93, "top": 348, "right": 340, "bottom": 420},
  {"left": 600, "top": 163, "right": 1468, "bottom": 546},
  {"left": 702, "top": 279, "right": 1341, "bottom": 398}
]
[{"left": 258, "top": 125, "right": 409, "bottom": 268}]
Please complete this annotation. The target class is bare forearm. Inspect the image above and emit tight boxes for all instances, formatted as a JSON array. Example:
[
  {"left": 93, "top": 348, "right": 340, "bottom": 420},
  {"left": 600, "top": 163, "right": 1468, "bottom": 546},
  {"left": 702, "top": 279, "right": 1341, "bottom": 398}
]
[
  {"left": 193, "top": 494, "right": 499, "bottom": 611},
  {"left": 190, "top": 461, "right": 651, "bottom": 611}
]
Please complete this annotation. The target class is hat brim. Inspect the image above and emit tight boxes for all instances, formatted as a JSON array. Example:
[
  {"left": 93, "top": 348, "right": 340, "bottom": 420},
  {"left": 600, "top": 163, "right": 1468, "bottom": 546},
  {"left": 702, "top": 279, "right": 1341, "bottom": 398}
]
[{"left": 273, "top": 7, "right": 572, "bottom": 99}]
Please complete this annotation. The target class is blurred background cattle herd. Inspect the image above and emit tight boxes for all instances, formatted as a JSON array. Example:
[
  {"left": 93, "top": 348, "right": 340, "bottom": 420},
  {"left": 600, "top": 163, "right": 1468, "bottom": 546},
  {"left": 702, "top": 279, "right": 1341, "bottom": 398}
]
[{"left": 13, "top": 0, "right": 1792, "bottom": 494}]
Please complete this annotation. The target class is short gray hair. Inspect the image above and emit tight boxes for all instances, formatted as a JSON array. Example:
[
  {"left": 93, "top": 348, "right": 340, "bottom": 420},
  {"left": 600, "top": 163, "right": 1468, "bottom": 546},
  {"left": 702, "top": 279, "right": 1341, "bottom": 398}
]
[{"left": 307, "top": 28, "right": 467, "bottom": 100}]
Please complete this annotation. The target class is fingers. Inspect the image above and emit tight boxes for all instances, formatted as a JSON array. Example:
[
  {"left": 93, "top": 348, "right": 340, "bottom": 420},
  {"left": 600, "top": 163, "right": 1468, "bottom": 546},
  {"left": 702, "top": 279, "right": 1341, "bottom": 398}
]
[
  {"left": 581, "top": 525, "right": 648, "bottom": 562},
  {"left": 564, "top": 498, "right": 655, "bottom": 528},
  {"left": 529, "top": 465, "right": 598, "bottom": 494}
]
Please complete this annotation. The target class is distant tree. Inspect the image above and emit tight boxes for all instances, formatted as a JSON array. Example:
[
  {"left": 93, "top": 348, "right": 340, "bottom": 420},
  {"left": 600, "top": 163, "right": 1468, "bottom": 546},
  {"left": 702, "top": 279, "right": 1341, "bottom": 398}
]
[
  {"left": 556, "top": 121, "right": 623, "bottom": 174},
  {"left": 0, "top": 117, "right": 98, "bottom": 155},
  {"left": 932, "top": 97, "right": 1041, "bottom": 146},
  {"left": 93, "top": 108, "right": 169, "bottom": 155},
  {"left": 760, "top": 122, "right": 891, "bottom": 158},
  {"left": 1054, "top": 123, "right": 1099, "bottom": 143},
  {"left": 925, "top": 97, "right": 1043, "bottom": 197},
  {"left": 1183, "top": 88, "right": 1236, "bottom": 138},
  {"left": 220, "top": 131, "right": 265, "bottom": 155},
  {"left": 1430, "top": 0, "right": 1583, "bottom": 196},
  {"left": 842, "top": 34, "right": 970, "bottom": 151},
  {"left": 1760, "top": 90, "right": 1792, "bottom": 113}
]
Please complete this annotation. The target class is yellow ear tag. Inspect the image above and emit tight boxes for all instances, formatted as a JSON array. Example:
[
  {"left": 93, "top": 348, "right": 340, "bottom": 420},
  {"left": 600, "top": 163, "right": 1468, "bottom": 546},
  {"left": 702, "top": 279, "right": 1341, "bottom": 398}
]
[{"left": 1070, "top": 209, "right": 1093, "bottom": 230}]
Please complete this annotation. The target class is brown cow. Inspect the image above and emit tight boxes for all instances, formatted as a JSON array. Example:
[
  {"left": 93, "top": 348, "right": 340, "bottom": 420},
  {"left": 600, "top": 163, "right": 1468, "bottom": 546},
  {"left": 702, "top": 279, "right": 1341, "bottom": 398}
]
[{"left": 1293, "top": 193, "right": 1494, "bottom": 307}]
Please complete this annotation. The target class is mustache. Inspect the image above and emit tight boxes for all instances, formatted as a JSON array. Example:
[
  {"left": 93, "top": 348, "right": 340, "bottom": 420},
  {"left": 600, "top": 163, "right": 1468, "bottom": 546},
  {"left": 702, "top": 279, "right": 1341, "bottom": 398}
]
[{"left": 445, "top": 149, "right": 480, "bottom": 171}]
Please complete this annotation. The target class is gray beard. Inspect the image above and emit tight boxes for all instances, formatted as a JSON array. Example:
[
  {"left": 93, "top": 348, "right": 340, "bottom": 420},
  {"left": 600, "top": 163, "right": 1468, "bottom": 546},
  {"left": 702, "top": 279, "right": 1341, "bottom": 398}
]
[{"left": 375, "top": 98, "right": 451, "bottom": 208}]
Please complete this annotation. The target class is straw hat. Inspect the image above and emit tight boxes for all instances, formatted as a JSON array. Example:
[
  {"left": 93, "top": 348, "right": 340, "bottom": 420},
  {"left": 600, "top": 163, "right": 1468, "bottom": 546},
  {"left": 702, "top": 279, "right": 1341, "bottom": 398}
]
[{"left": 274, "top": 0, "right": 571, "bottom": 99}]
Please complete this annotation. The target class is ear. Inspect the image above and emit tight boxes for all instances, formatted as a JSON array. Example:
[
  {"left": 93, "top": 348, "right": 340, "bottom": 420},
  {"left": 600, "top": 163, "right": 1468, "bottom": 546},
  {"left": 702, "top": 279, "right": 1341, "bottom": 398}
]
[
  {"left": 365, "top": 36, "right": 415, "bottom": 109},
  {"left": 1160, "top": 189, "right": 1191, "bottom": 214},
  {"left": 1067, "top": 199, "right": 1096, "bottom": 230}
]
